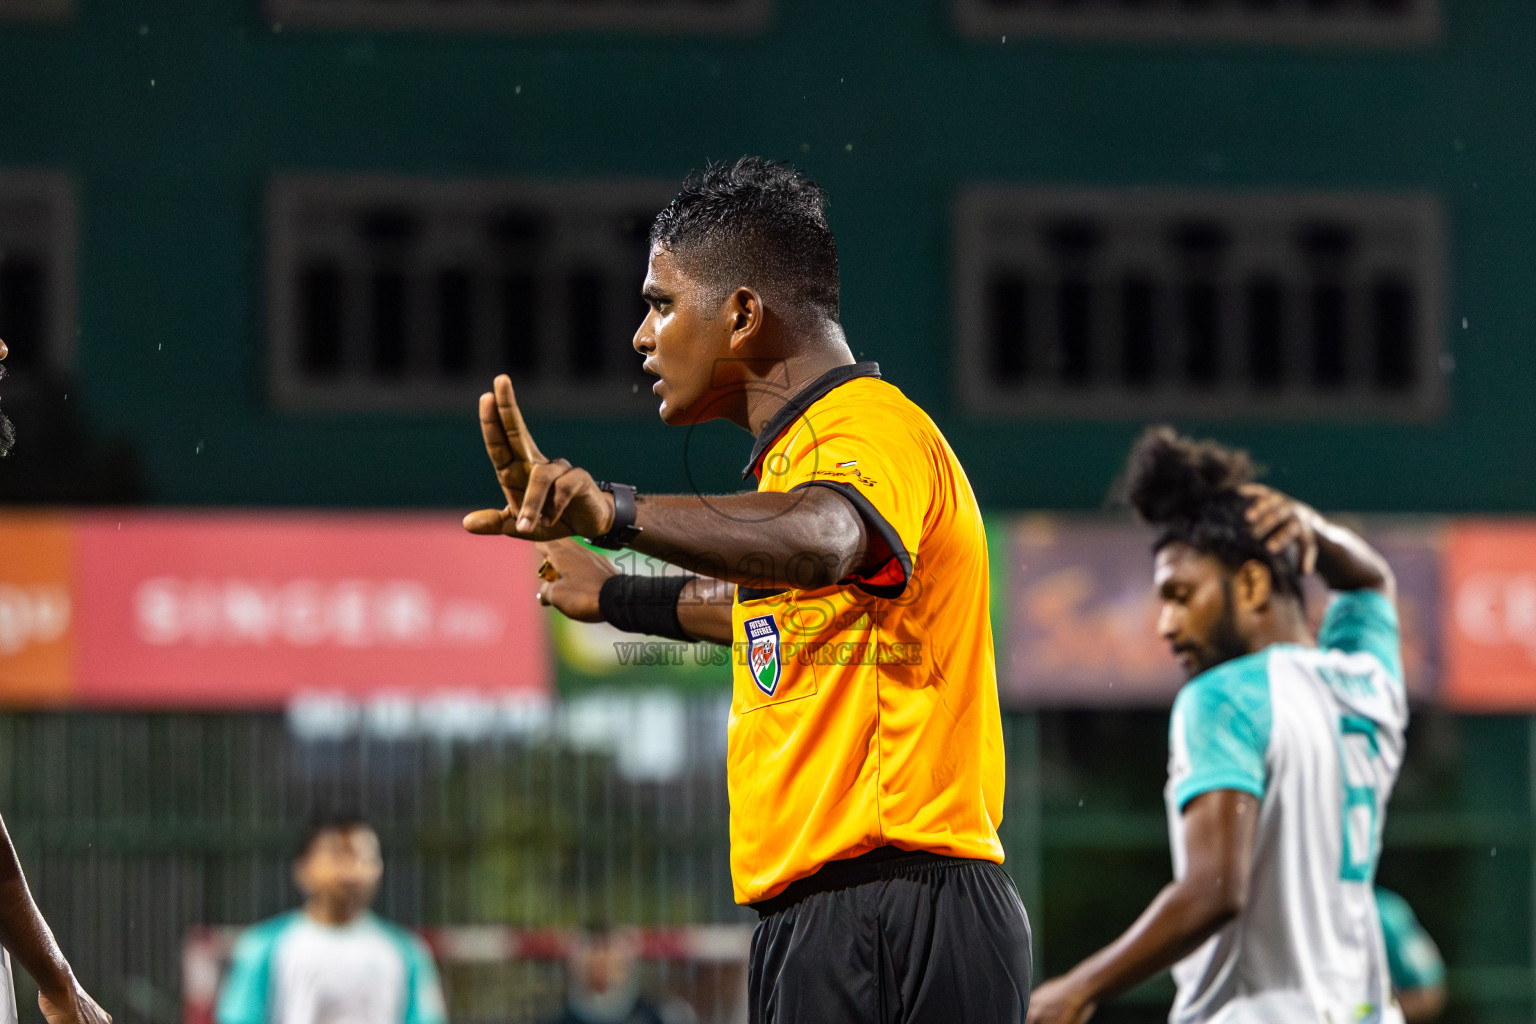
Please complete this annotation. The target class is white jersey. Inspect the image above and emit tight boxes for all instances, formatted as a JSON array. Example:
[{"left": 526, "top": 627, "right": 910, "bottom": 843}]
[
  {"left": 1165, "top": 590, "right": 1408, "bottom": 1024},
  {"left": 217, "top": 911, "right": 446, "bottom": 1024},
  {"left": 0, "top": 951, "right": 14, "bottom": 1024}
]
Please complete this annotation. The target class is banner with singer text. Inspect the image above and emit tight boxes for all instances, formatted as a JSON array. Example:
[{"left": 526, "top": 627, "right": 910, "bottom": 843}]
[{"left": 0, "top": 512, "right": 549, "bottom": 707}]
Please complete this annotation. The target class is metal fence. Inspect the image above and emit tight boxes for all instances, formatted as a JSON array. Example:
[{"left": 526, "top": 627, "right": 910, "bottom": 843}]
[{"left": 0, "top": 705, "right": 1521, "bottom": 1024}]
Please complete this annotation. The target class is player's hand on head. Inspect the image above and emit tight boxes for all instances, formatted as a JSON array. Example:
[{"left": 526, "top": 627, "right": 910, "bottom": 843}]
[
  {"left": 38, "top": 980, "right": 110, "bottom": 1024},
  {"left": 465, "top": 374, "right": 616, "bottom": 541},
  {"left": 534, "top": 539, "right": 619, "bottom": 622},
  {"left": 1026, "top": 976, "right": 1096, "bottom": 1024},
  {"left": 1239, "top": 483, "right": 1319, "bottom": 577}
]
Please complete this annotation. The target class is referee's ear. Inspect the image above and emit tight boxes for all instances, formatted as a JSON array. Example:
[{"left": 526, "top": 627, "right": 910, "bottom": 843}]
[{"left": 726, "top": 286, "right": 764, "bottom": 351}]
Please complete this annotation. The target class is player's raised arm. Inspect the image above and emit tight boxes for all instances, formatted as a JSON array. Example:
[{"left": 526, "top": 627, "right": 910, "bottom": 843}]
[
  {"left": 1240, "top": 483, "right": 1396, "bottom": 599},
  {"left": 0, "top": 814, "right": 109, "bottom": 1024}
]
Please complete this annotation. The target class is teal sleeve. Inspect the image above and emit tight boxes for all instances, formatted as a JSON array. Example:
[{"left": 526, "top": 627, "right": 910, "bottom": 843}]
[
  {"left": 385, "top": 926, "right": 447, "bottom": 1024},
  {"left": 216, "top": 917, "right": 289, "bottom": 1024},
  {"left": 1172, "top": 655, "right": 1272, "bottom": 810},
  {"left": 1377, "top": 888, "right": 1446, "bottom": 992},
  {"left": 1320, "top": 590, "right": 1403, "bottom": 685}
]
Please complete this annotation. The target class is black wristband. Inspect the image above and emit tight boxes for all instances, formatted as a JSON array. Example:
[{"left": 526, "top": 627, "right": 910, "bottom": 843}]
[
  {"left": 598, "top": 574, "right": 692, "bottom": 642},
  {"left": 588, "top": 481, "right": 643, "bottom": 550}
]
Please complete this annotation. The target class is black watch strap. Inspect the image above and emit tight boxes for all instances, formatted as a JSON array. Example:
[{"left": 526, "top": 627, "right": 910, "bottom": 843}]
[{"left": 588, "top": 481, "right": 643, "bottom": 549}]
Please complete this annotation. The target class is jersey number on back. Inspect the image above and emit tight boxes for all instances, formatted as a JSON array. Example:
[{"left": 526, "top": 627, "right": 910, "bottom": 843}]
[{"left": 1338, "top": 714, "right": 1385, "bottom": 883}]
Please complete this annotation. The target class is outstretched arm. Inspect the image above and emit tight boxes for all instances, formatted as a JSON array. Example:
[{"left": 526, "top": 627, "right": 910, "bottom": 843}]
[
  {"left": 0, "top": 815, "right": 109, "bottom": 1024},
  {"left": 464, "top": 376, "right": 873, "bottom": 591},
  {"left": 1241, "top": 484, "right": 1395, "bottom": 600},
  {"left": 1027, "top": 790, "right": 1259, "bottom": 1024}
]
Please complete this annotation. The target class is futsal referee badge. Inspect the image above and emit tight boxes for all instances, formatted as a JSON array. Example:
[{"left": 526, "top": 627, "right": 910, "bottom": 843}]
[{"left": 745, "top": 614, "right": 783, "bottom": 697}]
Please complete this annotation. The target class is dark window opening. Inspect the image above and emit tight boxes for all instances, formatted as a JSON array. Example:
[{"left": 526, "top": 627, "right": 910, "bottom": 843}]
[
  {"left": 370, "top": 270, "right": 408, "bottom": 377},
  {"left": 1182, "top": 284, "right": 1221, "bottom": 387},
  {"left": 987, "top": 273, "right": 1029, "bottom": 384},
  {"left": 0, "top": 260, "right": 47, "bottom": 374},
  {"left": 1120, "top": 276, "right": 1156, "bottom": 388},
  {"left": 299, "top": 263, "right": 344, "bottom": 376},
  {"left": 1372, "top": 278, "right": 1415, "bottom": 390},
  {"left": 436, "top": 269, "right": 473, "bottom": 377},
  {"left": 1057, "top": 280, "right": 1092, "bottom": 386},
  {"left": 568, "top": 271, "right": 606, "bottom": 378},
  {"left": 1246, "top": 278, "right": 1283, "bottom": 390},
  {"left": 501, "top": 274, "right": 539, "bottom": 375},
  {"left": 1310, "top": 285, "right": 1347, "bottom": 388}
]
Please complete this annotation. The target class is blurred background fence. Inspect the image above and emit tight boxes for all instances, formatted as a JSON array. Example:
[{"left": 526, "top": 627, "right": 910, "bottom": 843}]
[{"left": 0, "top": 706, "right": 1522, "bottom": 1024}]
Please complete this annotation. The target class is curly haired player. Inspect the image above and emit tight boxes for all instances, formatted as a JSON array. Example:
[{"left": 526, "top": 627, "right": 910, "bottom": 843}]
[{"left": 1029, "top": 427, "right": 1408, "bottom": 1024}]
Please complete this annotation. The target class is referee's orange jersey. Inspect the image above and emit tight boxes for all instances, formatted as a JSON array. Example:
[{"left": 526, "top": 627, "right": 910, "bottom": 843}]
[{"left": 728, "top": 362, "right": 1006, "bottom": 906}]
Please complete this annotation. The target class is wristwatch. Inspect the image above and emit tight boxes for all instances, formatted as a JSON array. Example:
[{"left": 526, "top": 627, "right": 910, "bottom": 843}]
[{"left": 588, "top": 481, "right": 643, "bottom": 549}]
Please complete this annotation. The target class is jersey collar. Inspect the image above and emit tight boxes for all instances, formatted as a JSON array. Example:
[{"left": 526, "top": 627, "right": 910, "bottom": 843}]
[{"left": 741, "top": 361, "right": 882, "bottom": 480}]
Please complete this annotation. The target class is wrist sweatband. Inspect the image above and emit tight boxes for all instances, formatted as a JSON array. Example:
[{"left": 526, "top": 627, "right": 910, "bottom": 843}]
[{"left": 598, "top": 574, "right": 692, "bottom": 642}]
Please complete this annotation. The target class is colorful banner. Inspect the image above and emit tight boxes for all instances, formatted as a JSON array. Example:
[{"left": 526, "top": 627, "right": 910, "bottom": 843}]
[
  {"left": 999, "top": 516, "right": 1443, "bottom": 708},
  {"left": 0, "top": 514, "right": 74, "bottom": 704},
  {"left": 0, "top": 509, "right": 1514, "bottom": 710},
  {"left": 0, "top": 512, "right": 550, "bottom": 707},
  {"left": 1443, "top": 521, "right": 1536, "bottom": 710}
]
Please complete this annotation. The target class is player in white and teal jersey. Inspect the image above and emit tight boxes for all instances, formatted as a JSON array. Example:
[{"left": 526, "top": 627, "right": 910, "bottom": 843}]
[
  {"left": 1030, "top": 428, "right": 1407, "bottom": 1024},
  {"left": 216, "top": 817, "right": 446, "bottom": 1024}
]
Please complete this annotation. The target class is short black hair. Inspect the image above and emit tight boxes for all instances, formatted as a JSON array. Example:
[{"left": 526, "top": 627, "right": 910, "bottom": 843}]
[
  {"left": 294, "top": 813, "right": 373, "bottom": 861},
  {"left": 1120, "top": 425, "right": 1304, "bottom": 600},
  {"left": 649, "top": 156, "right": 840, "bottom": 321}
]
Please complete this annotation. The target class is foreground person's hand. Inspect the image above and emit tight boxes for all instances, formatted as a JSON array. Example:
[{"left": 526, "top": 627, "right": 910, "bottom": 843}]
[
  {"left": 534, "top": 539, "right": 620, "bottom": 622},
  {"left": 1026, "top": 975, "right": 1096, "bottom": 1024},
  {"left": 39, "top": 979, "right": 111, "bottom": 1024},
  {"left": 463, "top": 374, "right": 615, "bottom": 542}
]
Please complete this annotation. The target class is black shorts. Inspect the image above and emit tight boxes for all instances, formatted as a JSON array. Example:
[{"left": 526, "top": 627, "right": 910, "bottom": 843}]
[{"left": 747, "top": 847, "right": 1033, "bottom": 1024}]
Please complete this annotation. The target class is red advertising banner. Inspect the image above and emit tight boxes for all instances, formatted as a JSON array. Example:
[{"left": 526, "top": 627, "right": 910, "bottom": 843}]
[
  {"left": 0, "top": 512, "right": 549, "bottom": 707},
  {"left": 1443, "top": 521, "right": 1536, "bottom": 710}
]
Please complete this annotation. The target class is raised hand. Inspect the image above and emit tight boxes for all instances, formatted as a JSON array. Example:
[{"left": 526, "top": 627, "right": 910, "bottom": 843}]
[
  {"left": 463, "top": 375, "right": 615, "bottom": 542},
  {"left": 1239, "top": 483, "right": 1319, "bottom": 576}
]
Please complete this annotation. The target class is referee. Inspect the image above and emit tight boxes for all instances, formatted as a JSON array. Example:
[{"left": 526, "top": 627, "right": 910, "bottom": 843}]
[{"left": 464, "top": 157, "right": 1032, "bottom": 1023}]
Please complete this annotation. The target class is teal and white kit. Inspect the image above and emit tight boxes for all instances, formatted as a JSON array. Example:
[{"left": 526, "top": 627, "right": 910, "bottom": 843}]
[
  {"left": 216, "top": 911, "right": 446, "bottom": 1024},
  {"left": 1165, "top": 590, "right": 1409, "bottom": 1024}
]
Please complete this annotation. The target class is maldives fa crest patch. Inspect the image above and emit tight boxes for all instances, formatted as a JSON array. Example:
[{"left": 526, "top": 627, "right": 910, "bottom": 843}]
[{"left": 744, "top": 614, "right": 782, "bottom": 697}]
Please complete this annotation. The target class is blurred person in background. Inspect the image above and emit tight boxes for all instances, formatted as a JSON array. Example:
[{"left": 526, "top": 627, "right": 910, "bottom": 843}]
[
  {"left": 466, "top": 158, "right": 1031, "bottom": 1023},
  {"left": 542, "top": 925, "right": 694, "bottom": 1024},
  {"left": 216, "top": 815, "right": 445, "bottom": 1024},
  {"left": 1029, "top": 428, "right": 1406, "bottom": 1024},
  {"left": 1377, "top": 888, "right": 1446, "bottom": 1022},
  {"left": 0, "top": 333, "right": 111, "bottom": 1024}
]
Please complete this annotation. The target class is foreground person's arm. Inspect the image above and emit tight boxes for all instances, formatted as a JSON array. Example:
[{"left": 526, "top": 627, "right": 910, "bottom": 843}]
[
  {"left": 464, "top": 377, "right": 874, "bottom": 592},
  {"left": 1027, "top": 790, "right": 1259, "bottom": 1024},
  {"left": 0, "top": 815, "right": 110, "bottom": 1024}
]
